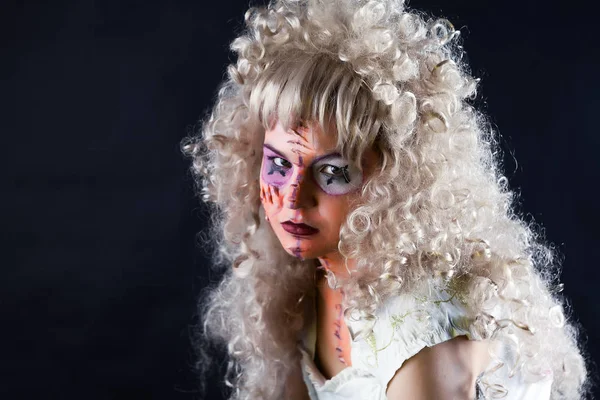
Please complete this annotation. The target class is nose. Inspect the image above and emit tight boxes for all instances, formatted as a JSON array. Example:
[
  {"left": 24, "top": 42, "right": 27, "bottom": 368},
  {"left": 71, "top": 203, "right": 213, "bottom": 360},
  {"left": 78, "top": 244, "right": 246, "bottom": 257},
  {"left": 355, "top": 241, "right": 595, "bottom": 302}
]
[{"left": 283, "top": 168, "right": 316, "bottom": 210}]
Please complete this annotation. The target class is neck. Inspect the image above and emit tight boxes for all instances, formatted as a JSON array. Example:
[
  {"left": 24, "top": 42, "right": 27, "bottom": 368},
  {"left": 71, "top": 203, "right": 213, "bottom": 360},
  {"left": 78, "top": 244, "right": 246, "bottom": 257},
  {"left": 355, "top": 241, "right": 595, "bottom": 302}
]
[
  {"left": 315, "top": 253, "right": 352, "bottom": 368},
  {"left": 316, "top": 252, "right": 356, "bottom": 284}
]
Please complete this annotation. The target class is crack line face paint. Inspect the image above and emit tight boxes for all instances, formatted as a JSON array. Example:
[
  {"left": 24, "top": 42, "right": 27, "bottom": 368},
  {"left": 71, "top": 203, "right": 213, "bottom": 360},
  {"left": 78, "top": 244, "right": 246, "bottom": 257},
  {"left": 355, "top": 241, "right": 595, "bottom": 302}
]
[
  {"left": 259, "top": 120, "right": 377, "bottom": 261},
  {"left": 261, "top": 145, "right": 363, "bottom": 196}
]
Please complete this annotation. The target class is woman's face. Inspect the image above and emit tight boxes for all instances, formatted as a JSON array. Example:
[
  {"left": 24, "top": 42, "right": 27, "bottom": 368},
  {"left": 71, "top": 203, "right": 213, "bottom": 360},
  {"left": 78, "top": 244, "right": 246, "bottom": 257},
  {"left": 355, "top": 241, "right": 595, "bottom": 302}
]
[{"left": 259, "top": 120, "right": 378, "bottom": 260}]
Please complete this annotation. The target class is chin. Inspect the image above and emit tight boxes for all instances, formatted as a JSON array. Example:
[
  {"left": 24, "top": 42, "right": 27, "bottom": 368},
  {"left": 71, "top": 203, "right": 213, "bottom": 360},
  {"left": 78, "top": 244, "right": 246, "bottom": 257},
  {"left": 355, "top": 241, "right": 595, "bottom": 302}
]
[
  {"left": 277, "top": 237, "right": 323, "bottom": 260},
  {"left": 272, "top": 225, "right": 333, "bottom": 259},
  {"left": 286, "top": 247, "right": 314, "bottom": 259}
]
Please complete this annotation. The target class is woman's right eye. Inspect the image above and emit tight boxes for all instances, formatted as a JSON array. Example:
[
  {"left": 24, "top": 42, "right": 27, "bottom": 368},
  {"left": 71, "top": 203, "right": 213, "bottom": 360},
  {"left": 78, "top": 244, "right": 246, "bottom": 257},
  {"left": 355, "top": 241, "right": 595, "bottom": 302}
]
[
  {"left": 266, "top": 156, "right": 292, "bottom": 177},
  {"left": 272, "top": 157, "right": 292, "bottom": 168}
]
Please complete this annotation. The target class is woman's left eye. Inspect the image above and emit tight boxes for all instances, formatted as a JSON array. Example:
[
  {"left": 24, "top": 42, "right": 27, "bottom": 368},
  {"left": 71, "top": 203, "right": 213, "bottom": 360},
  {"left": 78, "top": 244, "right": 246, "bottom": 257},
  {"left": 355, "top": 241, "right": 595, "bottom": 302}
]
[
  {"left": 313, "top": 161, "right": 361, "bottom": 194},
  {"left": 319, "top": 164, "right": 350, "bottom": 184}
]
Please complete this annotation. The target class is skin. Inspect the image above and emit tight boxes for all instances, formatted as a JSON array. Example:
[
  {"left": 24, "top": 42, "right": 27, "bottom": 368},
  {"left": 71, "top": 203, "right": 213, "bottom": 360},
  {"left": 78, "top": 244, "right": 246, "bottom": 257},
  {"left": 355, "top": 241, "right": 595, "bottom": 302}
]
[
  {"left": 385, "top": 336, "right": 493, "bottom": 399},
  {"left": 315, "top": 272, "right": 353, "bottom": 378},
  {"left": 262, "top": 120, "right": 492, "bottom": 399},
  {"left": 260, "top": 119, "right": 373, "bottom": 379},
  {"left": 259, "top": 119, "right": 378, "bottom": 278}
]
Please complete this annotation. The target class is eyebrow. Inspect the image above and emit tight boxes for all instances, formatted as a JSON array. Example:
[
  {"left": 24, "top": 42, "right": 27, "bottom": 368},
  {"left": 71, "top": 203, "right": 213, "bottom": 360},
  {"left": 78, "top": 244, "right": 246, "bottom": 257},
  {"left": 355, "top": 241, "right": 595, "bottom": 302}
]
[{"left": 263, "top": 144, "right": 342, "bottom": 165}]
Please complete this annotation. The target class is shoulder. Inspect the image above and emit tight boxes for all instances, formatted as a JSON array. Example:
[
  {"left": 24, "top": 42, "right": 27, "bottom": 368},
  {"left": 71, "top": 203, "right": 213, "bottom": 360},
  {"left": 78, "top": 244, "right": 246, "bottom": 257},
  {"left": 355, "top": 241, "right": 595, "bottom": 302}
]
[
  {"left": 386, "top": 335, "right": 492, "bottom": 400},
  {"left": 347, "top": 275, "right": 488, "bottom": 392}
]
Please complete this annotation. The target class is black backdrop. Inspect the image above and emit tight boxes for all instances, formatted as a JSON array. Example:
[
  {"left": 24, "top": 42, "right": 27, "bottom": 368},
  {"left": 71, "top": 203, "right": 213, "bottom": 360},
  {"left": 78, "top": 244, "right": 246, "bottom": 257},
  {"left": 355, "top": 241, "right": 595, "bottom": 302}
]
[{"left": 4, "top": 0, "right": 599, "bottom": 399}]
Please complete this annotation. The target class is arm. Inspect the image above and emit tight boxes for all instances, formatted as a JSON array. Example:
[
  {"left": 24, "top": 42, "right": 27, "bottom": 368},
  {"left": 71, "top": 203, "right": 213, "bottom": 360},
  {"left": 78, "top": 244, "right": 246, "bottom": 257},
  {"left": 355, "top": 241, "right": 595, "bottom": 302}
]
[{"left": 386, "top": 335, "right": 491, "bottom": 400}]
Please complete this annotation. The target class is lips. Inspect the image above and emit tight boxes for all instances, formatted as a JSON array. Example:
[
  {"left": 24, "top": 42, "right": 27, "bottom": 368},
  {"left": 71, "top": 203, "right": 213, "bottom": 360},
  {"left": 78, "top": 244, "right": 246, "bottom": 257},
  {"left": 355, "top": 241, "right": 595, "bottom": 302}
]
[{"left": 281, "top": 221, "right": 319, "bottom": 236}]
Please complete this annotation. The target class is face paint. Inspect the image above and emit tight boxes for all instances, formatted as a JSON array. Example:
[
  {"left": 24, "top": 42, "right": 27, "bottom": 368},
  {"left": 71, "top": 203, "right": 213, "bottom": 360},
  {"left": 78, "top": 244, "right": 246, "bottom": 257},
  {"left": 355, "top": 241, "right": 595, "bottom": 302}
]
[
  {"left": 262, "top": 146, "right": 362, "bottom": 196},
  {"left": 259, "top": 120, "right": 379, "bottom": 262},
  {"left": 261, "top": 147, "right": 293, "bottom": 187},
  {"left": 259, "top": 180, "right": 283, "bottom": 217},
  {"left": 312, "top": 157, "right": 363, "bottom": 196}
]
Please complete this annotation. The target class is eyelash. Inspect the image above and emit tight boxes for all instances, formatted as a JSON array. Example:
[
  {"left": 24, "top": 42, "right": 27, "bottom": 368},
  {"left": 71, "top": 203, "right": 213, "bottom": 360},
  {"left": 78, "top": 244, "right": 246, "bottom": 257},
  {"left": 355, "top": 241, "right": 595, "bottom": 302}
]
[{"left": 268, "top": 156, "right": 291, "bottom": 168}]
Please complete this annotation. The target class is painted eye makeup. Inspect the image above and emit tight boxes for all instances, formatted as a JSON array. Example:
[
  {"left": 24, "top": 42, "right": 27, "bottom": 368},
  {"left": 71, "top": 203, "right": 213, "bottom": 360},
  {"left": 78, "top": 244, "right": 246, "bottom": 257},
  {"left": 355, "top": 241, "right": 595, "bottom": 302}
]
[
  {"left": 319, "top": 164, "right": 351, "bottom": 184},
  {"left": 262, "top": 151, "right": 293, "bottom": 187},
  {"left": 268, "top": 156, "right": 292, "bottom": 177},
  {"left": 313, "top": 159, "right": 362, "bottom": 195},
  {"left": 261, "top": 146, "right": 362, "bottom": 195}
]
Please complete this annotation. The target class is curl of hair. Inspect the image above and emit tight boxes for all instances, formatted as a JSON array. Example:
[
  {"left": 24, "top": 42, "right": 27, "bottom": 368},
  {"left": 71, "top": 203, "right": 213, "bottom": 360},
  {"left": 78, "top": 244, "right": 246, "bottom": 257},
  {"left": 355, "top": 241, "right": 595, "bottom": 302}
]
[{"left": 181, "top": 0, "right": 590, "bottom": 398}]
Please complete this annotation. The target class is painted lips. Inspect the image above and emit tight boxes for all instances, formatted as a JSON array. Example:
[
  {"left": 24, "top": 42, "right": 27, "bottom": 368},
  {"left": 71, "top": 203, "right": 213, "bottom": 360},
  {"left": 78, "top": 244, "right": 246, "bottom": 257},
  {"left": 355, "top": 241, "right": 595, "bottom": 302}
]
[{"left": 281, "top": 222, "right": 319, "bottom": 236}]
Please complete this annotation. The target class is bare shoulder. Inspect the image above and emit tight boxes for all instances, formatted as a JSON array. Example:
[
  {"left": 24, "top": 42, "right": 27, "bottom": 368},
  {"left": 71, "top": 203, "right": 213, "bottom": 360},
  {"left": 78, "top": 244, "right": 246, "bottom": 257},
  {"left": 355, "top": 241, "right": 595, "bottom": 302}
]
[{"left": 386, "top": 335, "right": 492, "bottom": 400}]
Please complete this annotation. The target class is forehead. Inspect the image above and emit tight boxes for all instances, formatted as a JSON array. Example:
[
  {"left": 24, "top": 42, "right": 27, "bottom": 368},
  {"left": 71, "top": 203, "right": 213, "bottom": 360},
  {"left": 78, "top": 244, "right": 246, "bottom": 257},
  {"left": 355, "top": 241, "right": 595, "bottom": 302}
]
[{"left": 263, "top": 120, "right": 338, "bottom": 156}]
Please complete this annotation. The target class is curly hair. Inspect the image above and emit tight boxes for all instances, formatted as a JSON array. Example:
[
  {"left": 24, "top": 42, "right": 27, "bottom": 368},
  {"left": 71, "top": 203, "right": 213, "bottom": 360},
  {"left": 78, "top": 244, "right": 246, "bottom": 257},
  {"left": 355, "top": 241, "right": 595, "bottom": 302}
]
[{"left": 181, "top": 0, "right": 590, "bottom": 398}]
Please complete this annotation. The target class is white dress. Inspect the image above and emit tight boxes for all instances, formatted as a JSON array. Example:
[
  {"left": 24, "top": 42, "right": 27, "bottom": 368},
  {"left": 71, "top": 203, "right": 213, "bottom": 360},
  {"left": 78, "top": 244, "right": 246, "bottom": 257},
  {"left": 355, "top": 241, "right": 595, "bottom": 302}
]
[{"left": 299, "top": 275, "right": 553, "bottom": 400}]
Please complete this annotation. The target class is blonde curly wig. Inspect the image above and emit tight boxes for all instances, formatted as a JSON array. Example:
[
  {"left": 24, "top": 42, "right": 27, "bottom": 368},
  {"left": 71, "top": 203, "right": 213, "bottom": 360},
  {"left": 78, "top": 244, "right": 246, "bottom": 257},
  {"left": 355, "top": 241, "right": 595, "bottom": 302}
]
[{"left": 181, "top": 0, "right": 590, "bottom": 398}]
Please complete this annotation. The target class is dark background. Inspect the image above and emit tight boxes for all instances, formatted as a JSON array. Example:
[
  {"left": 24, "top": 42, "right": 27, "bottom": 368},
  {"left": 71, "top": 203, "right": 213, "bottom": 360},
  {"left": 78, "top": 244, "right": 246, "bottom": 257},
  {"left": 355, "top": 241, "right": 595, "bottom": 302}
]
[{"left": 4, "top": 0, "right": 599, "bottom": 399}]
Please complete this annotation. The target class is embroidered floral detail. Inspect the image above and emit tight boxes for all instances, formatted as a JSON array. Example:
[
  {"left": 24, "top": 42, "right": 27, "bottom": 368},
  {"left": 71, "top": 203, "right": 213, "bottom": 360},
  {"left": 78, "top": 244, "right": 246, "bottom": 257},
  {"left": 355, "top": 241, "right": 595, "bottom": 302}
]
[
  {"left": 390, "top": 311, "right": 413, "bottom": 330},
  {"left": 361, "top": 276, "right": 472, "bottom": 362},
  {"left": 442, "top": 275, "right": 471, "bottom": 305},
  {"left": 364, "top": 331, "right": 379, "bottom": 365}
]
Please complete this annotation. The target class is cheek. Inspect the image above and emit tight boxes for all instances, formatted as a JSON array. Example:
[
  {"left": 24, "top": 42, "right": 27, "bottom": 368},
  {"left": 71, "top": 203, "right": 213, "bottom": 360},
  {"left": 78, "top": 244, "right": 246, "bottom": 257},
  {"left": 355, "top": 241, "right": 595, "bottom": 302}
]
[
  {"left": 318, "top": 184, "right": 360, "bottom": 196},
  {"left": 320, "top": 197, "right": 352, "bottom": 228},
  {"left": 259, "top": 177, "right": 284, "bottom": 214}
]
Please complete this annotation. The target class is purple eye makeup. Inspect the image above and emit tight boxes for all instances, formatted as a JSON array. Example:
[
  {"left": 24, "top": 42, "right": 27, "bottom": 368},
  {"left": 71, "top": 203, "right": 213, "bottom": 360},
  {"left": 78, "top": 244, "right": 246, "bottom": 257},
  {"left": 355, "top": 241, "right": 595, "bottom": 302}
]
[
  {"left": 262, "top": 147, "right": 293, "bottom": 187},
  {"left": 260, "top": 145, "right": 362, "bottom": 195},
  {"left": 312, "top": 158, "right": 362, "bottom": 195}
]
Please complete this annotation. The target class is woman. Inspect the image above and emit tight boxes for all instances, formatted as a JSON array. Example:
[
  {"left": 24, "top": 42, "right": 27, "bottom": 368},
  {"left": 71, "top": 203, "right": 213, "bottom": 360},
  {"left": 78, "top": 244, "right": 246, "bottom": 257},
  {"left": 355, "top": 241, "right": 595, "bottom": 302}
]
[{"left": 181, "top": 0, "right": 589, "bottom": 398}]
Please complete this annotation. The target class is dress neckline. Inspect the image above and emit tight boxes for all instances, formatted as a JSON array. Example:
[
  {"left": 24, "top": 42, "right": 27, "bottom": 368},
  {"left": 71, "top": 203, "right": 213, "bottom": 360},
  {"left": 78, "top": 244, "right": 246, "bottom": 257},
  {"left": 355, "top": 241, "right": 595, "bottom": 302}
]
[{"left": 300, "top": 345, "right": 360, "bottom": 390}]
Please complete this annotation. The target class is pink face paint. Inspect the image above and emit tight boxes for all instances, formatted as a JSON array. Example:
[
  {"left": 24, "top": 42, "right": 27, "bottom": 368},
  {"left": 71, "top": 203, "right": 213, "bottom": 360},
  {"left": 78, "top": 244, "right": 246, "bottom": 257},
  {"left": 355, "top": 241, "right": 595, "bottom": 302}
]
[
  {"left": 259, "top": 181, "right": 283, "bottom": 222},
  {"left": 261, "top": 147, "right": 293, "bottom": 188},
  {"left": 263, "top": 146, "right": 362, "bottom": 198}
]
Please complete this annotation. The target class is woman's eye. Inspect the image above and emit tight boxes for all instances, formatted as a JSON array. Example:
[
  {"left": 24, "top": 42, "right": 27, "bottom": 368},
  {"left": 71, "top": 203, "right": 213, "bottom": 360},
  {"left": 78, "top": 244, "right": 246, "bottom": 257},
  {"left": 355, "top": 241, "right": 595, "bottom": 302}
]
[
  {"left": 319, "top": 164, "right": 351, "bottom": 184},
  {"left": 313, "top": 160, "right": 361, "bottom": 195},
  {"left": 266, "top": 156, "right": 292, "bottom": 177},
  {"left": 273, "top": 157, "right": 292, "bottom": 168}
]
